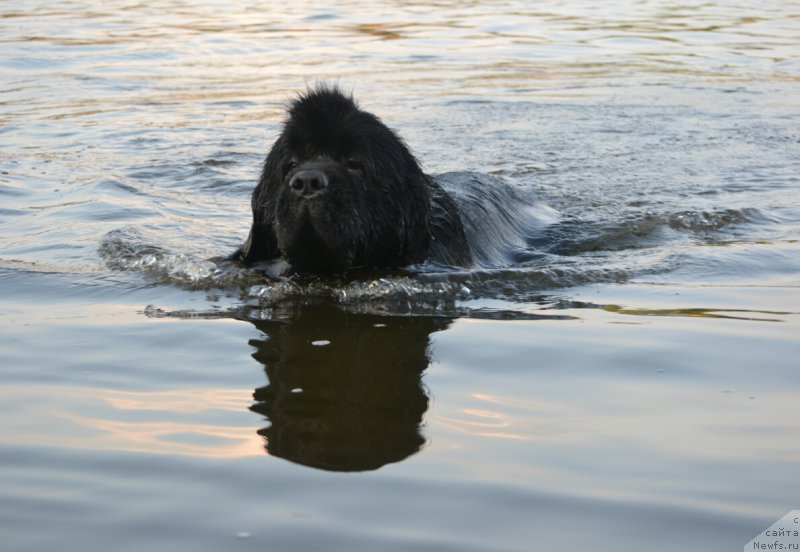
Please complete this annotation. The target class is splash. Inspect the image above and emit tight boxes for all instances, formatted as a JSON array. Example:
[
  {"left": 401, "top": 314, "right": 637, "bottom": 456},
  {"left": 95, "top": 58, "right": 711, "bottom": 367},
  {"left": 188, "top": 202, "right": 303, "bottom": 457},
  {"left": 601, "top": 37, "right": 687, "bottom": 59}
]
[{"left": 99, "top": 202, "right": 768, "bottom": 310}]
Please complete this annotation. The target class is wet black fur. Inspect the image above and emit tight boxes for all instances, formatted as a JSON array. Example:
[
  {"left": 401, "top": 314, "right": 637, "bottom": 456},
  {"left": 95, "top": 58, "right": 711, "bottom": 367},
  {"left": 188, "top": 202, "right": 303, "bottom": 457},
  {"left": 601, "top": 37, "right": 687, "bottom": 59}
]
[{"left": 236, "top": 85, "right": 472, "bottom": 273}]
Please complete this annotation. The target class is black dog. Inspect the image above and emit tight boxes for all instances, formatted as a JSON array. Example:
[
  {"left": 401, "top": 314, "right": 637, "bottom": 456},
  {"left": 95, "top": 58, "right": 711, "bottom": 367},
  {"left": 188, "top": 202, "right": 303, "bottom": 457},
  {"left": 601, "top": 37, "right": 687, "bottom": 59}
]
[{"left": 236, "top": 85, "right": 549, "bottom": 273}]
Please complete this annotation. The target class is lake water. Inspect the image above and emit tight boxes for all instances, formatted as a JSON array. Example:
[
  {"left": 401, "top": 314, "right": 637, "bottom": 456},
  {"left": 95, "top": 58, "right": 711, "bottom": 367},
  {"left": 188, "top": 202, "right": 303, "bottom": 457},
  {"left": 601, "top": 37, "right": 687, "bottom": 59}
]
[{"left": 1, "top": 1, "right": 799, "bottom": 550}]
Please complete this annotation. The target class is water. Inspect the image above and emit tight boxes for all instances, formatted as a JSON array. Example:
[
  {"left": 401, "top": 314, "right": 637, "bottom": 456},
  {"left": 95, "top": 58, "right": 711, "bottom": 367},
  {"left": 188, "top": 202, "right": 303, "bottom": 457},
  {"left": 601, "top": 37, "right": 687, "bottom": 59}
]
[{"left": 1, "top": 1, "right": 799, "bottom": 550}]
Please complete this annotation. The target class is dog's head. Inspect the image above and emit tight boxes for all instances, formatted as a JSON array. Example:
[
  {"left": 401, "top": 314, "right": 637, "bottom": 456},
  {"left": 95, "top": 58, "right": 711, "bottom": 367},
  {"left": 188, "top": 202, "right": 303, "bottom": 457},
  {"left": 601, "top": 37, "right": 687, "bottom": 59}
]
[{"left": 253, "top": 86, "right": 431, "bottom": 274}]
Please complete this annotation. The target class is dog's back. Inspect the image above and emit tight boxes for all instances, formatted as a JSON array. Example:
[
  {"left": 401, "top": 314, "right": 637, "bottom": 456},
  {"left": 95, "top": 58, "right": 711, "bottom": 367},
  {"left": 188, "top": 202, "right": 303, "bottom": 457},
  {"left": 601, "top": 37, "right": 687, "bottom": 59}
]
[{"left": 432, "top": 172, "right": 558, "bottom": 269}]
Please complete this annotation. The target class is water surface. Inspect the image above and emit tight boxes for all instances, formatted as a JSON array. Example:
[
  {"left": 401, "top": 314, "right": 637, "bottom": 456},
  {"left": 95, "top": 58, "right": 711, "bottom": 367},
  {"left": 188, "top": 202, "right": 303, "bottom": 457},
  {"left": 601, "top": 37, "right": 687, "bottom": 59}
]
[{"left": 1, "top": 1, "right": 799, "bottom": 551}]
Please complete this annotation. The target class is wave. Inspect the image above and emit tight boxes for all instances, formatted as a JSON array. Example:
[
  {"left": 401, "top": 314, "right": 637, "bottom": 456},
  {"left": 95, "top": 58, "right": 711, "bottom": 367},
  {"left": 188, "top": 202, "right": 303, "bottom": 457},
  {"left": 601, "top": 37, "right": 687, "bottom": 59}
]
[{"left": 97, "top": 204, "right": 767, "bottom": 310}]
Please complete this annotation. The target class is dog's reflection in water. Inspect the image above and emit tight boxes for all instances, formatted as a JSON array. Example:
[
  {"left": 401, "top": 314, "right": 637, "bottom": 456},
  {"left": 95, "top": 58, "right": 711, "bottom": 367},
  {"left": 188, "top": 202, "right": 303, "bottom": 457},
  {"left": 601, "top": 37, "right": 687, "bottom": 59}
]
[{"left": 249, "top": 306, "right": 452, "bottom": 472}]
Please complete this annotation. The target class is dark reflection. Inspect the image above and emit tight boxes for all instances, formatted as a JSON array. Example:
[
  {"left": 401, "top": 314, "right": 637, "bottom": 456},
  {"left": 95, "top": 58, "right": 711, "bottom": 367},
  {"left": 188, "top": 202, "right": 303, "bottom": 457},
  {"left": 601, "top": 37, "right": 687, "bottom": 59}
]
[{"left": 247, "top": 306, "right": 453, "bottom": 472}]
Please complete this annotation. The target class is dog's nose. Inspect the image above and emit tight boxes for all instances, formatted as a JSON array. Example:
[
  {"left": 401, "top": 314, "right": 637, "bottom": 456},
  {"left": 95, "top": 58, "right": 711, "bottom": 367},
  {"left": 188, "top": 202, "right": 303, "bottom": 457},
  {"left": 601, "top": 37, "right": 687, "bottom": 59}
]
[{"left": 289, "top": 170, "right": 328, "bottom": 198}]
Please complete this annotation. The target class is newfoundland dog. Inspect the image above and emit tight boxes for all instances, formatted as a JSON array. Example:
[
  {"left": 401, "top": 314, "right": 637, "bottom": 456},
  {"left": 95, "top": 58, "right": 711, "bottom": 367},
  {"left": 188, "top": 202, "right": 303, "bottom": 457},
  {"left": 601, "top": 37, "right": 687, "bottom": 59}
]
[{"left": 235, "top": 85, "right": 551, "bottom": 273}]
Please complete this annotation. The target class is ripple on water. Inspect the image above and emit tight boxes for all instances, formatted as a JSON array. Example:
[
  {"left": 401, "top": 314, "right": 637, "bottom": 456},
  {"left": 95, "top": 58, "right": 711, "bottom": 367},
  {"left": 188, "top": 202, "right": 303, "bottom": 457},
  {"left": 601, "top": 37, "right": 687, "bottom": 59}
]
[{"left": 96, "top": 203, "right": 768, "bottom": 309}]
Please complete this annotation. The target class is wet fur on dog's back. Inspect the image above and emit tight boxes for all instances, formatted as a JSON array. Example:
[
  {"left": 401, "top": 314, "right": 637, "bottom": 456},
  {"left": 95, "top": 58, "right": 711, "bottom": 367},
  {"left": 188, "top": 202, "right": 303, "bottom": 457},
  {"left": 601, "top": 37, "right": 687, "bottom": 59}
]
[{"left": 236, "top": 86, "right": 550, "bottom": 274}]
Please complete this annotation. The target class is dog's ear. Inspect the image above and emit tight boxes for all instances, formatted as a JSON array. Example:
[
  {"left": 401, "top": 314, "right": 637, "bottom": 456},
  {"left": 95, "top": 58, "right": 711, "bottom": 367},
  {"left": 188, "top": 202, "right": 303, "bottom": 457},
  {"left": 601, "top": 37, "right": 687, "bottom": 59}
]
[
  {"left": 396, "top": 172, "right": 433, "bottom": 264},
  {"left": 237, "top": 136, "right": 286, "bottom": 264}
]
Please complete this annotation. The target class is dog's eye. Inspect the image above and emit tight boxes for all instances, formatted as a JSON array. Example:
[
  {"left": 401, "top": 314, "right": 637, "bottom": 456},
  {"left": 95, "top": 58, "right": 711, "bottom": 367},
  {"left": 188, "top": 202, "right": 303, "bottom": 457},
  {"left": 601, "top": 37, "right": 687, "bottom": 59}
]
[
  {"left": 284, "top": 160, "right": 298, "bottom": 174},
  {"left": 346, "top": 159, "right": 364, "bottom": 173}
]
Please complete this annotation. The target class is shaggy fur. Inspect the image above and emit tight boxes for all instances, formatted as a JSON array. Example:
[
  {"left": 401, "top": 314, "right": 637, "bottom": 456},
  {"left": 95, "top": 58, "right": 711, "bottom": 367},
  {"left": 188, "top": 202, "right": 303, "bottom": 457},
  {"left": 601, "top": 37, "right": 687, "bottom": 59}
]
[{"left": 236, "top": 86, "right": 472, "bottom": 273}]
